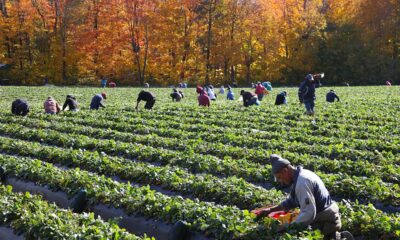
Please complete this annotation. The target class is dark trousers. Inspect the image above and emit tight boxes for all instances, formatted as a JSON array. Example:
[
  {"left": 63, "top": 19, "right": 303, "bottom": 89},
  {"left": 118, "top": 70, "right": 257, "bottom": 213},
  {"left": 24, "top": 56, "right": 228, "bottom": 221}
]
[{"left": 145, "top": 100, "right": 156, "bottom": 109}]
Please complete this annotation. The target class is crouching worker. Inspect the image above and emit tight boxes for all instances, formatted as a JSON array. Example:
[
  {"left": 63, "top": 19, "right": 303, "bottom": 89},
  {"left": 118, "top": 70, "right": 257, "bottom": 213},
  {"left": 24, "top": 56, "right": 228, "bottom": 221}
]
[
  {"left": 252, "top": 154, "right": 354, "bottom": 240},
  {"left": 240, "top": 90, "right": 259, "bottom": 107},
  {"left": 44, "top": 96, "right": 61, "bottom": 114},
  {"left": 62, "top": 95, "right": 79, "bottom": 111},
  {"left": 90, "top": 92, "right": 106, "bottom": 110},
  {"left": 11, "top": 99, "right": 29, "bottom": 116},
  {"left": 198, "top": 91, "right": 210, "bottom": 107},
  {"left": 275, "top": 91, "right": 287, "bottom": 105},
  {"left": 136, "top": 90, "right": 156, "bottom": 110},
  {"left": 171, "top": 88, "right": 184, "bottom": 102},
  {"left": 326, "top": 90, "right": 340, "bottom": 103}
]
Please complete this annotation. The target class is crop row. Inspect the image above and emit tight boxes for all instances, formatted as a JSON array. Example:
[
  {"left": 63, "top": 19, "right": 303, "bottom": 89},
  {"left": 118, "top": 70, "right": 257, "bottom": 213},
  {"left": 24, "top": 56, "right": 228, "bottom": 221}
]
[
  {"left": 33, "top": 109, "right": 400, "bottom": 147},
  {"left": 8, "top": 114, "right": 400, "bottom": 183},
  {"left": 1, "top": 153, "right": 399, "bottom": 239},
  {"left": 0, "top": 153, "right": 303, "bottom": 240},
  {"left": 0, "top": 122, "right": 399, "bottom": 206},
  {"left": 0, "top": 136, "right": 284, "bottom": 209},
  {"left": 0, "top": 184, "right": 147, "bottom": 239},
  {"left": 93, "top": 107, "right": 400, "bottom": 139},
  {"left": 21, "top": 113, "right": 400, "bottom": 165}
]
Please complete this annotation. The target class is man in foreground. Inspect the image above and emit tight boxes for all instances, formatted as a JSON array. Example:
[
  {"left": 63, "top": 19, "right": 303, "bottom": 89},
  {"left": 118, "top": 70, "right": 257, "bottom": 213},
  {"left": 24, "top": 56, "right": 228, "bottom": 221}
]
[{"left": 252, "top": 154, "right": 353, "bottom": 240}]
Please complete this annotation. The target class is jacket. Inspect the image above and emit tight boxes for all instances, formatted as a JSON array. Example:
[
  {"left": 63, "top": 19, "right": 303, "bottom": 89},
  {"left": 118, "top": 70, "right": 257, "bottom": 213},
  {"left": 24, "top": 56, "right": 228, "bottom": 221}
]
[
  {"left": 62, "top": 96, "right": 78, "bottom": 111},
  {"left": 198, "top": 92, "right": 210, "bottom": 107},
  {"left": 298, "top": 79, "right": 321, "bottom": 102},
  {"left": 90, "top": 94, "right": 105, "bottom": 110},
  {"left": 280, "top": 167, "right": 332, "bottom": 226},
  {"left": 44, "top": 98, "right": 61, "bottom": 114},
  {"left": 326, "top": 91, "right": 340, "bottom": 102}
]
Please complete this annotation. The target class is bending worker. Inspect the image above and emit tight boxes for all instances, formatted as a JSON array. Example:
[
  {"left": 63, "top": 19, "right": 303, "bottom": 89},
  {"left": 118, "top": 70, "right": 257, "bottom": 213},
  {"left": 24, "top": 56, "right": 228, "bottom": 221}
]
[
  {"left": 136, "top": 90, "right": 156, "bottom": 110},
  {"left": 326, "top": 90, "right": 340, "bottom": 103},
  {"left": 252, "top": 154, "right": 353, "bottom": 240},
  {"left": 11, "top": 99, "right": 30, "bottom": 116}
]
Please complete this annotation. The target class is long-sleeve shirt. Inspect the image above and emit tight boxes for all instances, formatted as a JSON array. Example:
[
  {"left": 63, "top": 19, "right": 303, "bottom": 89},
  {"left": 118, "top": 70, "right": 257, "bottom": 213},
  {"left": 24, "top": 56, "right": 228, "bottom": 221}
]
[
  {"left": 207, "top": 89, "right": 216, "bottom": 100},
  {"left": 62, "top": 97, "right": 78, "bottom": 111},
  {"left": 12, "top": 99, "right": 29, "bottom": 116},
  {"left": 137, "top": 91, "right": 156, "bottom": 103},
  {"left": 326, "top": 92, "right": 340, "bottom": 102},
  {"left": 242, "top": 91, "right": 256, "bottom": 106},
  {"left": 90, "top": 94, "right": 105, "bottom": 110},
  {"left": 280, "top": 167, "right": 332, "bottom": 226},
  {"left": 171, "top": 92, "right": 183, "bottom": 102},
  {"left": 44, "top": 99, "right": 61, "bottom": 114},
  {"left": 275, "top": 92, "right": 287, "bottom": 105},
  {"left": 298, "top": 80, "right": 321, "bottom": 102},
  {"left": 198, "top": 94, "right": 210, "bottom": 107},
  {"left": 227, "top": 91, "right": 234, "bottom": 100},
  {"left": 255, "top": 84, "right": 266, "bottom": 95}
]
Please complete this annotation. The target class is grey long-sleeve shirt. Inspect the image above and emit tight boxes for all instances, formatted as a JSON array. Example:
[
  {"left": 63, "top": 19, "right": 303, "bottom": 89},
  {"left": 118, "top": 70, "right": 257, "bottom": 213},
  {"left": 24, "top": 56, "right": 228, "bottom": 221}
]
[{"left": 280, "top": 167, "right": 332, "bottom": 226}]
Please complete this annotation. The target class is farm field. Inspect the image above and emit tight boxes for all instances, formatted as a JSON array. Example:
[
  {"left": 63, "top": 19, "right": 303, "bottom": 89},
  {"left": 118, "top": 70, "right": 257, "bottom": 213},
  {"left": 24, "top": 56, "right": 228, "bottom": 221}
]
[{"left": 0, "top": 85, "right": 399, "bottom": 239}]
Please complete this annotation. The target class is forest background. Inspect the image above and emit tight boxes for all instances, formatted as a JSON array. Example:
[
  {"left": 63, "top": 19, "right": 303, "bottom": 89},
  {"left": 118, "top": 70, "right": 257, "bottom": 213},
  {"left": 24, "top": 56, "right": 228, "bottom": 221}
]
[{"left": 0, "top": 0, "right": 399, "bottom": 86}]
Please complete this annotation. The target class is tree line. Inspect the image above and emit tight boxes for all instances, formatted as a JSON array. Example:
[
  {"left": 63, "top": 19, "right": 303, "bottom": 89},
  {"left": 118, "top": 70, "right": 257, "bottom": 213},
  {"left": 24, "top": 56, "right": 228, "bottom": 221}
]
[{"left": 0, "top": 0, "right": 399, "bottom": 86}]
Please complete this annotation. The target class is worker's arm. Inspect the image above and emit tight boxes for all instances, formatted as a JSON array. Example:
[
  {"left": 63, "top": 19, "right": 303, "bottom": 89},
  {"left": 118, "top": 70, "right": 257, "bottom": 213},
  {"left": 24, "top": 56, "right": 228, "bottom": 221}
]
[
  {"left": 99, "top": 101, "right": 105, "bottom": 108},
  {"left": 292, "top": 179, "right": 317, "bottom": 227},
  {"left": 252, "top": 190, "right": 297, "bottom": 217},
  {"left": 251, "top": 204, "right": 284, "bottom": 218},
  {"left": 335, "top": 94, "right": 340, "bottom": 102},
  {"left": 62, "top": 100, "right": 69, "bottom": 111}
]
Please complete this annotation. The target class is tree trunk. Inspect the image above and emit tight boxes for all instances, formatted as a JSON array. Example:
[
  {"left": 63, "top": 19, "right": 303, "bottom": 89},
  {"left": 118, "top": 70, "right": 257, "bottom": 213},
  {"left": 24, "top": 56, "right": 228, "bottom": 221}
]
[
  {"left": 205, "top": 1, "right": 215, "bottom": 84},
  {"left": 141, "top": 23, "right": 149, "bottom": 83},
  {"left": 0, "top": 0, "right": 7, "bottom": 17}
]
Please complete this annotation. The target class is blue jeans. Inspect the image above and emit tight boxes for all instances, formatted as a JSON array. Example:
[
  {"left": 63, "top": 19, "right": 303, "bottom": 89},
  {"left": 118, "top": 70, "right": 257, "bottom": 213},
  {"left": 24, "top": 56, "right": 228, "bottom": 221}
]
[
  {"left": 304, "top": 100, "right": 315, "bottom": 112},
  {"left": 257, "top": 94, "right": 264, "bottom": 101}
]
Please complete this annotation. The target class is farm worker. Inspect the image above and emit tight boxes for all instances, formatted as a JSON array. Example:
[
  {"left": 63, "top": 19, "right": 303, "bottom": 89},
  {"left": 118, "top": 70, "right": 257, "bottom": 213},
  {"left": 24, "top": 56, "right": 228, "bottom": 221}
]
[
  {"left": 275, "top": 91, "right": 287, "bottom": 105},
  {"left": 252, "top": 155, "right": 354, "bottom": 240},
  {"left": 11, "top": 99, "right": 29, "bottom": 116},
  {"left": 262, "top": 81, "right": 273, "bottom": 92},
  {"left": 252, "top": 154, "right": 354, "bottom": 239},
  {"left": 100, "top": 78, "right": 107, "bottom": 88},
  {"left": 255, "top": 82, "right": 266, "bottom": 101},
  {"left": 240, "top": 90, "right": 259, "bottom": 107},
  {"left": 219, "top": 85, "right": 225, "bottom": 94},
  {"left": 298, "top": 73, "right": 322, "bottom": 115},
  {"left": 109, "top": 82, "right": 116, "bottom": 88},
  {"left": 207, "top": 85, "right": 217, "bottom": 100},
  {"left": 90, "top": 92, "right": 106, "bottom": 110},
  {"left": 227, "top": 87, "right": 234, "bottom": 100},
  {"left": 171, "top": 88, "right": 184, "bottom": 102},
  {"left": 144, "top": 82, "right": 150, "bottom": 88},
  {"left": 198, "top": 91, "right": 210, "bottom": 107},
  {"left": 44, "top": 96, "right": 61, "bottom": 114},
  {"left": 136, "top": 90, "right": 156, "bottom": 110},
  {"left": 385, "top": 80, "right": 391, "bottom": 86},
  {"left": 196, "top": 85, "right": 203, "bottom": 94},
  {"left": 326, "top": 90, "right": 340, "bottom": 103},
  {"left": 62, "top": 95, "right": 78, "bottom": 112}
]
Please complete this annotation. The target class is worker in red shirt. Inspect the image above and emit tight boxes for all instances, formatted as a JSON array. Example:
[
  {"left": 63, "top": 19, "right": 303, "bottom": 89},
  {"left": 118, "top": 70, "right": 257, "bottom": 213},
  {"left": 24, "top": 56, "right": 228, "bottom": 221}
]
[
  {"left": 255, "top": 82, "right": 266, "bottom": 101},
  {"left": 198, "top": 91, "right": 210, "bottom": 107}
]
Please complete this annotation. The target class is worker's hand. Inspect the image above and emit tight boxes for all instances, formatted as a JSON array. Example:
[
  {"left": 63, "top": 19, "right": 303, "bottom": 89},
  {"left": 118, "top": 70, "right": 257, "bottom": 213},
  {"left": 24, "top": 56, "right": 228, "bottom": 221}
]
[{"left": 251, "top": 207, "right": 272, "bottom": 218}]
